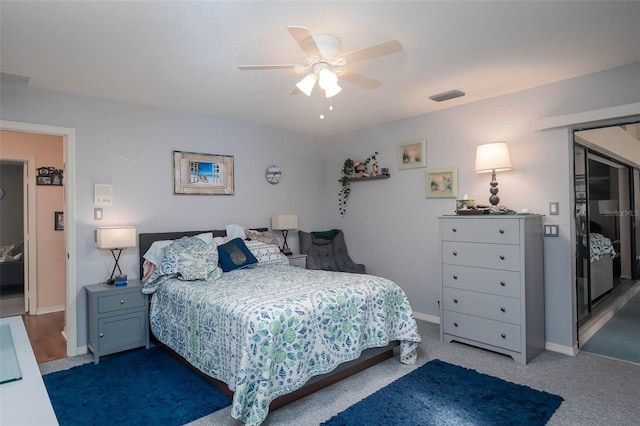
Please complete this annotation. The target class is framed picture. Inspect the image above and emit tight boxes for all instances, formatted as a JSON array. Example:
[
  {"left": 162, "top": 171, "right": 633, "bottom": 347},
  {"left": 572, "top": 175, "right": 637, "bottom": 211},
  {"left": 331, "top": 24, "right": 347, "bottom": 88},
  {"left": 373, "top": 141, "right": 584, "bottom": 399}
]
[
  {"left": 36, "top": 166, "right": 63, "bottom": 186},
  {"left": 398, "top": 139, "right": 427, "bottom": 170},
  {"left": 54, "top": 211, "right": 64, "bottom": 231},
  {"left": 426, "top": 167, "right": 458, "bottom": 199},
  {"left": 173, "top": 151, "right": 234, "bottom": 195}
]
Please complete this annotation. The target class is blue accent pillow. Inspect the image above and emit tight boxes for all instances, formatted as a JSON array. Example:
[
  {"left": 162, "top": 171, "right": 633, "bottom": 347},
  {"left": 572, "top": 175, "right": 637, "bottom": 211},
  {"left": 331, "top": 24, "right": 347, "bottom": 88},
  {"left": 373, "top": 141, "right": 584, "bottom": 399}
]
[{"left": 217, "top": 238, "right": 258, "bottom": 272}]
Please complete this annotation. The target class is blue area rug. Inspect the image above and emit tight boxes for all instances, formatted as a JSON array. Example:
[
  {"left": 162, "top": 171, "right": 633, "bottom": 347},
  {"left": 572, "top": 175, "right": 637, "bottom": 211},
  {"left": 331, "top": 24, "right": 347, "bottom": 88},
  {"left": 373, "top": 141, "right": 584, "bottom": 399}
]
[
  {"left": 43, "top": 347, "right": 231, "bottom": 426},
  {"left": 322, "top": 359, "right": 563, "bottom": 426},
  {"left": 581, "top": 289, "right": 640, "bottom": 364}
]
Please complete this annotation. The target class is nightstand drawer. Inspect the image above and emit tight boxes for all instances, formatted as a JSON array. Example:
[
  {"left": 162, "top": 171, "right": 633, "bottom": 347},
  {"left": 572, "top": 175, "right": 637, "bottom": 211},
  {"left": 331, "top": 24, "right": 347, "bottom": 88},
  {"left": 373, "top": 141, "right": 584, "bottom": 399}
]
[
  {"left": 442, "top": 241, "right": 521, "bottom": 271},
  {"left": 98, "top": 311, "right": 147, "bottom": 355},
  {"left": 98, "top": 291, "right": 145, "bottom": 314},
  {"left": 443, "top": 287, "right": 521, "bottom": 325},
  {"left": 441, "top": 218, "right": 520, "bottom": 244},
  {"left": 288, "top": 254, "right": 307, "bottom": 268},
  {"left": 443, "top": 311, "right": 521, "bottom": 352},
  {"left": 442, "top": 265, "right": 521, "bottom": 298}
]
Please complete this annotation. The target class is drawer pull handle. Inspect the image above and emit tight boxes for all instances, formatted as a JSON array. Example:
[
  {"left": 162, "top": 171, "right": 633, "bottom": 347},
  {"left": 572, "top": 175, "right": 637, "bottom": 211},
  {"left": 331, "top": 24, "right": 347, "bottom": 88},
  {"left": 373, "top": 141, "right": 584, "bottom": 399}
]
[
  {"left": 499, "top": 255, "right": 505, "bottom": 260},
  {"left": 452, "top": 251, "right": 458, "bottom": 256},
  {"left": 500, "top": 307, "right": 506, "bottom": 312},
  {"left": 120, "top": 300, "right": 125, "bottom": 304},
  {"left": 99, "top": 333, "right": 104, "bottom": 338},
  {"left": 500, "top": 281, "right": 506, "bottom": 286},
  {"left": 501, "top": 333, "right": 506, "bottom": 339},
  {"left": 453, "top": 322, "right": 458, "bottom": 327},
  {"left": 452, "top": 228, "right": 457, "bottom": 232},
  {"left": 499, "top": 229, "right": 505, "bottom": 234},
  {"left": 453, "top": 275, "right": 458, "bottom": 280},
  {"left": 453, "top": 299, "right": 458, "bottom": 303}
]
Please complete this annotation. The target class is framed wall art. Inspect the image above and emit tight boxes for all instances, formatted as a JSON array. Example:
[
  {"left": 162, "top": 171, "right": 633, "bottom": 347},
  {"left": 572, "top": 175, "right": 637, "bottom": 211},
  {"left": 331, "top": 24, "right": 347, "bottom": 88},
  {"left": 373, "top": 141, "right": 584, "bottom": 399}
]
[
  {"left": 54, "top": 211, "right": 64, "bottom": 231},
  {"left": 398, "top": 139, "right": 427, "bottom": 170},
  {"left": 173, "top": 151, "right": 235, "bottom": 195},
  {"left": 36, "top": 166, "right": 64, "bottom": 186},
  {"left": 426, "top": 167, "right": 458, "bottom": 199}
]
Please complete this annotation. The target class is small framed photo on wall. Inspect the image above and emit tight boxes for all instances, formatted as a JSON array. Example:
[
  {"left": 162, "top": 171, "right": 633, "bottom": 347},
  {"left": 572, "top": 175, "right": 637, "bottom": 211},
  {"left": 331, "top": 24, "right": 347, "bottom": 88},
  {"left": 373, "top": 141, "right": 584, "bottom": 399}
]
[
  {"left": 54, "top": 211, "right": 64, "bottom": 231},
  {"left": 398, "top": 139, "right": 427, "bottom": 170},
  {"left": 426, "top": 168, "right": 458, "bottom": 199}
]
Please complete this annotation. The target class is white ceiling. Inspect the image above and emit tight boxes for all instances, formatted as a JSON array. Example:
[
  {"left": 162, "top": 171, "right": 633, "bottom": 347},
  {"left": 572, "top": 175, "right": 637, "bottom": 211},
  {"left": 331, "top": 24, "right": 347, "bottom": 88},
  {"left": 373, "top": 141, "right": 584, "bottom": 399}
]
[{"left": 1, "top": 1, "right": 639, "bottom": 137}]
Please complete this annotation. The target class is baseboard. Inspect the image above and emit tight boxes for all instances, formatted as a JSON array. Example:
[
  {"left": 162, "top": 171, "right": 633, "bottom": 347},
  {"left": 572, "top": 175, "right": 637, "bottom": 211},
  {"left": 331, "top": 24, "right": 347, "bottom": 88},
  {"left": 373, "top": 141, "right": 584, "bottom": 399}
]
[
  {"left": 36, "top": 305, "right": 65, "bottom": 315},
  {"left": 545, "top": 341, "right": 577, "bottom": 356},
  {"left": 76, "top": 345, "right": 88, "bottom": 355},
  {"left": 413, "top": 311, "right": 440, "bottom": 324}
]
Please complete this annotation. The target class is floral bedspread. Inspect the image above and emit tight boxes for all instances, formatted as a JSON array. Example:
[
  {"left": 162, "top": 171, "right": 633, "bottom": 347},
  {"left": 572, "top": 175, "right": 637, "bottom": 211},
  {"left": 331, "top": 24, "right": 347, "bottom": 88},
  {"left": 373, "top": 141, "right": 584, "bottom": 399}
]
[{"left": 145, "top": 264, "right": 421, "bottom": 425}]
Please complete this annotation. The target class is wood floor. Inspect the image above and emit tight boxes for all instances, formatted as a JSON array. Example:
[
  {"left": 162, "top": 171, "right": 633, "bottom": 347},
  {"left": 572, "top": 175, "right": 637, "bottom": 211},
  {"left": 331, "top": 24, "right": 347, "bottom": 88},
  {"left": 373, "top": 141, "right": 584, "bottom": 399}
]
[{"left": 21, "top": 311, "right": 67, "bottom": 364}]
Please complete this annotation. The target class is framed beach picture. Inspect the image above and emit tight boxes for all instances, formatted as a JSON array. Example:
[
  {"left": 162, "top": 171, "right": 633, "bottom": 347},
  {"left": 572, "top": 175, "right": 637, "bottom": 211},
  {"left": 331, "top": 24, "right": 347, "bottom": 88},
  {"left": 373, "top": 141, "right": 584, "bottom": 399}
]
[
  {"left": 398, "top": 139, "right": 427, "bottom": 170},
  {"left": 173, "top": 151, "right": 235, "bottom": 195},
  {"left": 426, "top": 167, "right": 458, "bottom": 198}
]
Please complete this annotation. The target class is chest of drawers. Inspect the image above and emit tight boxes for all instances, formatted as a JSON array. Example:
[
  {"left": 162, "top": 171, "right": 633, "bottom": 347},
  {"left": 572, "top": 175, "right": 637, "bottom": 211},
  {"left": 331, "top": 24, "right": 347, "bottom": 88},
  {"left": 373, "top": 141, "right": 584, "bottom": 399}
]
[{"left": 439, "top": 215, "right": 545, "bottom": 364}]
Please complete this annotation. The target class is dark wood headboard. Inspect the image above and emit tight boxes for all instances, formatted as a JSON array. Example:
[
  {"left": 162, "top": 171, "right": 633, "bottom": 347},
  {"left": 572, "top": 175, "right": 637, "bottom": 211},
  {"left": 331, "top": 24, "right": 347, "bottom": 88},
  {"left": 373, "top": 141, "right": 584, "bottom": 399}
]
[{"left": 138, "top": 228, "right": 268, "bottom": 277}]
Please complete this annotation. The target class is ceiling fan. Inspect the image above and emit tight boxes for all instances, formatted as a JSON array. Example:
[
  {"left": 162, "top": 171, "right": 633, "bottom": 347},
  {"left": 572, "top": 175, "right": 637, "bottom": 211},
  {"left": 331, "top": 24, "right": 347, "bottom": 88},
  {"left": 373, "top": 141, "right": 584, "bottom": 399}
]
[{"left": 238, "top": 26, "right": 403, "bottom": 99}]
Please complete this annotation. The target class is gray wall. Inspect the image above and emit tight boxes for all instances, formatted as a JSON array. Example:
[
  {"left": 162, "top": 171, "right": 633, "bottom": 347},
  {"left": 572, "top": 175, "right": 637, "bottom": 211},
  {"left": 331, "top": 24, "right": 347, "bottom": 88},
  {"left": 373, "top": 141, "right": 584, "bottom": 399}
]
[
  {"left": 1, "top": 62, "right": 639, "bottom": 352},
  {"left": 0, "top": 162, "right": 23, "bottom": 246}
]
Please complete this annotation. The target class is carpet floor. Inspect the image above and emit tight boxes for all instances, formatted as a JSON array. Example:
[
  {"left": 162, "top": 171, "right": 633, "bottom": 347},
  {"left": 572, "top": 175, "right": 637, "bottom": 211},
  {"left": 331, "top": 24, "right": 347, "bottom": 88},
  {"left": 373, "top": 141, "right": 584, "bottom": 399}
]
[
  {"left": 581, "top": 289, "right": 640, "bottom": 365},
  {"left": 42, "top": 347, "right": 231, "bottom": 426},
  {"left": 322, "top": 359, "right": 563, "bottom": 426}
]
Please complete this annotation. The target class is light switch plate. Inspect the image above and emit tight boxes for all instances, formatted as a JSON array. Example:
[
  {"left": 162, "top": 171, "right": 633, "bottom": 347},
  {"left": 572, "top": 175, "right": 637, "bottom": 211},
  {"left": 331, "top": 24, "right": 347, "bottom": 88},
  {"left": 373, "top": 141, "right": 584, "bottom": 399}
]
[
  {"left": 94, "top": 208, "right": 103, "bottom": 220},
  {"left": 544, "top": 225, "right": 559, "bottom": 237},
  {"left": 549, "top": 202, "right": 559, "bottom": 215}
]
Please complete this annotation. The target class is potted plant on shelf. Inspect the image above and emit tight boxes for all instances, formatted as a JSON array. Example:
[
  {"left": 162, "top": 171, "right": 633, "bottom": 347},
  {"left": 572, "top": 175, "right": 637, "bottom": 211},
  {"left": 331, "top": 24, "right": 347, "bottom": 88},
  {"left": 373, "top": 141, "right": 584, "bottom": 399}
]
[{"left": 338, "top": 151, "right": 378, "bottom": 216}]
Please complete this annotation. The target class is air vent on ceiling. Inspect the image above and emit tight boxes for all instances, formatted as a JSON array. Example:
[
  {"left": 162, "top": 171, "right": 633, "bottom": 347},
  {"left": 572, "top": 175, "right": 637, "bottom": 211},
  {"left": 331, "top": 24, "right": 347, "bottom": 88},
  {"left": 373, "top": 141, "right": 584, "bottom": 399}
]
[{"left": 428, "top": 89, "right": 465, "bottom": 102}]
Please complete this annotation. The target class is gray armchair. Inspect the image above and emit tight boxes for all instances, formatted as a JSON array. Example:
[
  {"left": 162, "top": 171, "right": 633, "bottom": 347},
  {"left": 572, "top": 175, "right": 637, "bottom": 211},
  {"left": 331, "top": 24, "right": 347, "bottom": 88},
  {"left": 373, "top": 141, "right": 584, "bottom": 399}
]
[{"left": 298, "top": 229, "right": 366, "bottom": 274}]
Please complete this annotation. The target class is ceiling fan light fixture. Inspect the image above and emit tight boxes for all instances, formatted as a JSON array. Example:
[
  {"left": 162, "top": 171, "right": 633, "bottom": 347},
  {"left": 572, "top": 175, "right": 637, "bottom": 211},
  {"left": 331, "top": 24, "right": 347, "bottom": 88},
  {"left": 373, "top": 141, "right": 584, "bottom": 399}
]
[
  {"left": 296, "top": 73, "right": 317, "bottom": 96},
  {"left": 318, "top": 67, "right": 338, "bottom": 90},
  {"left": 324, "top": 82, "right": 342, "bottom": 98}
]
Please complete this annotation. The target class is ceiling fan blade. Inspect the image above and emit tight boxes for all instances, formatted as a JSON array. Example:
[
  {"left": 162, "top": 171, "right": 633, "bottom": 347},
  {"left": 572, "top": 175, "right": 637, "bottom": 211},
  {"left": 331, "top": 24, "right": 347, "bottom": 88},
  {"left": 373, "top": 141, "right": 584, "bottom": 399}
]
[
  {"left": 338, "top": 40, "right": 403, "bottom": 64},
  {"left": 340, "top": 70, "right": 382, "bottom": 89},
  {"left": 238, "top": 64, "right": 298, "bottom": 71},
  {"left": 287, "top": 26, "right": 321, "bottom": 58},
  {"left": 290, "top": 86, "right": 302, "bottom": 95}
]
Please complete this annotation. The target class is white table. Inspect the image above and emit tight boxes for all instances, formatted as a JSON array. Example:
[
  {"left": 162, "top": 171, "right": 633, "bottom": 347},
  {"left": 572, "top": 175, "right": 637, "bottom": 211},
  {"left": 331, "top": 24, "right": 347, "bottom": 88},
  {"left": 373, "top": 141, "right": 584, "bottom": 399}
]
[{"left": 0, "top": 316, "right": 58, "bottom": 425}]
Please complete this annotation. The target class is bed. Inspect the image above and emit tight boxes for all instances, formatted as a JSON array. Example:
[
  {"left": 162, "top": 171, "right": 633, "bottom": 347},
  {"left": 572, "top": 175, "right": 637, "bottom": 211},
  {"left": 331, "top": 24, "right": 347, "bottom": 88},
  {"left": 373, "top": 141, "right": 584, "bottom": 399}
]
[
  {"left": 0, "top": 242, "right": 24, "bottom": 288},
  {"left": 589, "top": 232, "right": 616, "bottom": 301},
  {"left": 138, "top": 229, "right": 421, "bottom": 426}
]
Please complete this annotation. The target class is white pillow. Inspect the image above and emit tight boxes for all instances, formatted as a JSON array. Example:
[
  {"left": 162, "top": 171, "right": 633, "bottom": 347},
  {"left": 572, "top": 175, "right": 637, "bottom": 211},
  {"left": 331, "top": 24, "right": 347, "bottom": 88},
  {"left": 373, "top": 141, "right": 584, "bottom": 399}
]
[
  {"left": 225, "top": 224, "right": 246, "bottom": 240},
  {"left": 143, "top": 232, "right": 214, "bottom": 266}
]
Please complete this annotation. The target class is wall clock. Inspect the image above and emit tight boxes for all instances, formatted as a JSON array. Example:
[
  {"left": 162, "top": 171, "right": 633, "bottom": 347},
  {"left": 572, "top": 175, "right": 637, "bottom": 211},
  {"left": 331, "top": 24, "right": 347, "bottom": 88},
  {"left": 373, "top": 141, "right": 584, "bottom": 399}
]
[{"left": 265, "top": 165, "right": 282, "bottom": 184}]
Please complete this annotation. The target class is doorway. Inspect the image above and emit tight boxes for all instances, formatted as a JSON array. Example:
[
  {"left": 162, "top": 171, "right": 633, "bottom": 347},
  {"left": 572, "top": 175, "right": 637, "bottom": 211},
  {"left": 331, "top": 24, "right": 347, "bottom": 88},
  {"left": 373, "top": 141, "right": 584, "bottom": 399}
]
[
  {"left": 0, "top": 120, "right": 77, "bottom": 358},
  {"left": 573, "top": 123, "right": 640, "bottom": 349}
]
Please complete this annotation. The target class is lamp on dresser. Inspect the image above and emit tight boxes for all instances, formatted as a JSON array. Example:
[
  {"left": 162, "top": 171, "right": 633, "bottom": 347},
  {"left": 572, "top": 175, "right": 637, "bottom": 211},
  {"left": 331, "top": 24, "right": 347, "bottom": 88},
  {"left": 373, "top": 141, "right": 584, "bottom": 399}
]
[
  {"left": 96, "top": 226, "right": 136, "bottom": 284},
  {"left": 271, "top": 214, "right": 298, "bottom": 255},
  {"left": 475, "top": 141, "right": 512, "bottom": 207}
]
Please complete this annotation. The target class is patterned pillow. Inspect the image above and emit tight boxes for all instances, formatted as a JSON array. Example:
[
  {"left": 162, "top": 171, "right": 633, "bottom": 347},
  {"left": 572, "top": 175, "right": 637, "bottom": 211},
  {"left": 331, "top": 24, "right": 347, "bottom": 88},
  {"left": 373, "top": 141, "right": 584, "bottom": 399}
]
[
  {"left": 148, "top": 236, "right": 222, "bottom": 284},
  {"left": 245, "top": 229, "right": 280, "bottom": 245},
  {"left": 217, "top": 238, "right": 258, "bottom": 272},
  {"left": 143, "top": 232, "right": 214, "bottom": 266},
  {"left": 244, "top": 240, "right": 289, "bottom": 266}
]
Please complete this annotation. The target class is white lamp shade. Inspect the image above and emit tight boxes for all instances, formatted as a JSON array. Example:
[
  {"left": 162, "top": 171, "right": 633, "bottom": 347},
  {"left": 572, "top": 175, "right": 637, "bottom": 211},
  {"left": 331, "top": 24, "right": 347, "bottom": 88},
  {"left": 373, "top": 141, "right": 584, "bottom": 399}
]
[
  {"left": 318, "top": 68, "right": 338, "bottom": 90},
  {"left": 475, "top": 142, "right": 513, "bottom": 173},
  {"left": 324, "top": 82, "right": 342, "bottom": 98},
  {"left": 97, "top": 227, "right": 137, "bottom": 249},
  {"left": 296, "top": 74, "right": 317, "bottom": 96},
  {"left": 271, "top": 214, "right": 298, "bottom": 230}
]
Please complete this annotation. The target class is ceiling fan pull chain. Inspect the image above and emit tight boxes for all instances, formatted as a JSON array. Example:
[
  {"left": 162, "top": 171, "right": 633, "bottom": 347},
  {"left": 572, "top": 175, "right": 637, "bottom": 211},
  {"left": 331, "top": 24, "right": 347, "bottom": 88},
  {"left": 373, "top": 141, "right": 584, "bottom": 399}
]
[{"left": 319, "top": 88, "right": 325, "bottom": 119}]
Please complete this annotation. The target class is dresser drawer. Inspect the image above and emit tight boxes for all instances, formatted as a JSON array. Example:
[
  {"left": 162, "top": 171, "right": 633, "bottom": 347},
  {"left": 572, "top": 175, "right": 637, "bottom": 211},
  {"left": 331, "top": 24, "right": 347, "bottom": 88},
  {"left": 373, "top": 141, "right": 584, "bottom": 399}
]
[
  {"left": 443, "top": 265, "right": 521, "bottom": 298},
  {"left": 442, "top": 241, "right": 521, "bottom": 271},
  {"left": 98, "top": 291, "right": 145, "bottom": 314},
  {"left": 443, "top": 311, "right": 521, "bottom": 352},
  {"left": 443, "top": 287, "right": 521, "bottom": 325},
  {"left": 441, "top": 218, "right": 520, "bottom": 244}
]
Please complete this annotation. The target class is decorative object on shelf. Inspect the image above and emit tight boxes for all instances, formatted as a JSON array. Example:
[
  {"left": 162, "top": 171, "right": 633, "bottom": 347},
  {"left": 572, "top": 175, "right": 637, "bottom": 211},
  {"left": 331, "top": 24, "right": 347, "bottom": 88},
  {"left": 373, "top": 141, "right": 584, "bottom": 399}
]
[
  {"left": 338, "top": 152, "right": 379, "bottom": 216},
  {"left": 173, "top": 151, "right": 234, "bottom": 195},
  {"left": 271, "top": 214, "right": 298, "bottom": 255},
  {"left": 96, "top": 226, "right": 137, "bottom": 284},
  {"left": 36, "top": 166, "right": 63, "bottom": 186},
  {"left": 265, "top": 165, "right": 282, "bottom": 184},
  {"left": 426, "top": 168, "right": 458, "bottom": 199},
  {"left": 398, "top": 139, "right": 427, "bottom": 170},
  {"left": 54, "top": 211, "right": 64, "bottom": 231},
  {"left": 475, "top": 142, "right": 512, "bottom": 206}
]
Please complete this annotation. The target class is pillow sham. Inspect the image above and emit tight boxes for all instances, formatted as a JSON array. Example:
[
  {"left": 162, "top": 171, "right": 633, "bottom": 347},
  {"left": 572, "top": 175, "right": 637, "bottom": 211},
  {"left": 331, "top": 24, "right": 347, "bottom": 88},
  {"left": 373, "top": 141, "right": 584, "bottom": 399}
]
[
  {"left": 244, "top": 240, "right": 289, "bottom": 266},
  {"left": 143, "top": 232, "right": 214, "bottom": 266},
  {"left": 147, "top": 236, "right": 222, "bottom": 285},
  {"left": 225, "top": 224, "right": 246, "bottom": 241},
  {"left": 217, "top": 238, "right": 258, "bottom": 272},
  {"left": 245, "top": 229, "right": 280, "bottom": 245}
]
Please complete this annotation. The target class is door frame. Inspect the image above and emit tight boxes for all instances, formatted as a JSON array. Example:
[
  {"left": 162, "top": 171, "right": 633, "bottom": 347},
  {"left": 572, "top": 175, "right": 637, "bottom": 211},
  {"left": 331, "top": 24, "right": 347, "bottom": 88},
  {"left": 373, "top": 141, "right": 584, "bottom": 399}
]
[{"left": 0, "top": 120, "right": 77, "bottom": 357}]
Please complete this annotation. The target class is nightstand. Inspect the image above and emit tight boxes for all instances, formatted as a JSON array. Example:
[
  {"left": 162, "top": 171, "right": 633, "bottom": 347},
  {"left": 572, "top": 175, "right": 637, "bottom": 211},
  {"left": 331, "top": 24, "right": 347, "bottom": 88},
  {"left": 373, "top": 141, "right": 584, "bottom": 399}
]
[
  {"left": 288, "top": 254, "right": 307, "bottom": 268},
  {"left": 85, "top": 279, "right": 149, "bottom": 364}
]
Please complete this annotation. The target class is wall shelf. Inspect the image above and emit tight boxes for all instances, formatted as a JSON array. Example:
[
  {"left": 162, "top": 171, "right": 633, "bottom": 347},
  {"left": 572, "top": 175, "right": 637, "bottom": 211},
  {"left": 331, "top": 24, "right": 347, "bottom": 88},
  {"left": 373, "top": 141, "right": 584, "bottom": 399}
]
[{"left": 345, "top": 175, "right": 390, "bottom": 182}]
